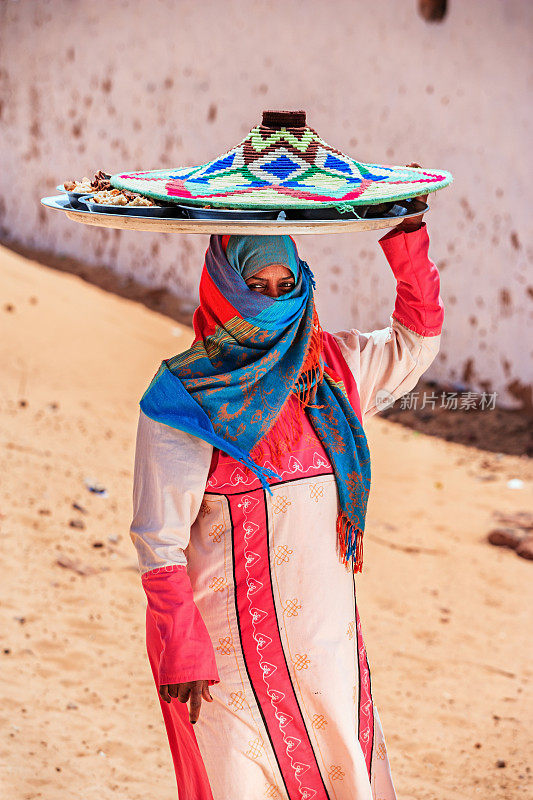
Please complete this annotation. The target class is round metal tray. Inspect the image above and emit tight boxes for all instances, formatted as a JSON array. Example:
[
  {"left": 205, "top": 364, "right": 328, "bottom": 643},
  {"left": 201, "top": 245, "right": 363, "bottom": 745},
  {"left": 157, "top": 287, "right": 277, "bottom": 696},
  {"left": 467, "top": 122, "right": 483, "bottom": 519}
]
[{"left": 40, "top": 195, "right": 428, "bottom": 235}]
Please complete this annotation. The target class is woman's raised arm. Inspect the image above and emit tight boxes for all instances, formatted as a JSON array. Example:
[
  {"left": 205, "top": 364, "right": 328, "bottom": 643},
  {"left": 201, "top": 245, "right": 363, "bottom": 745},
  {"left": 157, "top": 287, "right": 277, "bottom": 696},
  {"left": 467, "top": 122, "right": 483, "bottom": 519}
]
[
  {"left": 329, "top": 221, "right": 444, "bottom": 422},
  {"left": 130, "top": 410, "right": 220, "bottom": 705}
]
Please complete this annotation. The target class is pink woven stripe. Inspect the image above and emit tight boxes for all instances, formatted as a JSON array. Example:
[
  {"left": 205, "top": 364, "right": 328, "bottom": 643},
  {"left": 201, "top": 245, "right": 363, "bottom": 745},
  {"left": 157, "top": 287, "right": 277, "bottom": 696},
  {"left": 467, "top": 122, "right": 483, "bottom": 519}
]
[
  {"left": 230, "top": 490, "right": 329, "bottom": 800},
  {"left": 355, "top": 605, "right": 374, "bottom": 776}
]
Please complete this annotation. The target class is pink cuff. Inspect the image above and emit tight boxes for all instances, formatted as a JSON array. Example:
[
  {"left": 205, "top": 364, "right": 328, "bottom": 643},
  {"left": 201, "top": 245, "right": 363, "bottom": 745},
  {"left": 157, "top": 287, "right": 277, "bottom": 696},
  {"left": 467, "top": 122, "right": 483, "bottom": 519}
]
[
  {"left": 378, "top": 222, "right": 444, "bottom": 337},
  {"left": 142, "top": 565, "right": 220, "bottom": 686}
]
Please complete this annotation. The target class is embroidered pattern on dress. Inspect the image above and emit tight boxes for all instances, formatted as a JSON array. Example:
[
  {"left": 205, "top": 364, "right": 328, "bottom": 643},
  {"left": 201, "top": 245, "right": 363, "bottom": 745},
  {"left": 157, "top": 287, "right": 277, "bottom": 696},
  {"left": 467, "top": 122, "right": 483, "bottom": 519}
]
[
  {"left": 273, "top": 544, "right": 293, "bottom": 565},
  {"left": 199, "top": 500, "right": 211, "bottom": 517},
  {"left": 328, "top": 765, "right": 345, "bottom": 781},
  {"left": 272, "top": 495, "right": 292, "bottom": 514},
  {"left": 247, "top": 737, "right": 265, "bottom": 759},
  {"left": 209, "top": 576, "right": 228, "bottom": 592},
  {"left": 200, "top": 494, "right": 284, "bottom": 797},
  {"left": 207, "top": 450, "right": 331, "bottom": 491},
  {"left": 238, "top": 493, "right": 318, "bottom": 799},
  {"left": 283, "top": 598, "right": 302, "bottom": 618},
  {"left": 264, "top": 783, "right": 282, "bottom": 798},
  {"left": 375, "top": 742, "right": 387, "bottom": 760},
  {"left": 309, "top": 484, "right": 324, "bottom": 502},
  {"left": 216, "top": 635, "right": 233, "bottom": 655},
  {"left": 228, "top": 691, "right": 246, "bottom": 711},
  {"left": 209, "top": 522, "right": 225, "bottom": 542},
  {"left": 356, "top": 607, "right": 374, "bottom": 775},
  {"left": 268, "top": 481, "right": 356, "bottom": 797},
  {"left": 293, "top": 653, "right": 311, "bottom": 671}
]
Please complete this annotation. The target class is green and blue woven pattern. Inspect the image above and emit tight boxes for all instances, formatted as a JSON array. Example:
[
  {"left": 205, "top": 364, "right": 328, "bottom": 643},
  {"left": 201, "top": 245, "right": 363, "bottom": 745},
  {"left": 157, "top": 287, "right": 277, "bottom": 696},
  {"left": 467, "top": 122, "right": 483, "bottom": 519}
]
[{"left": 110, "top": 118, "right": 453, "bottom": 210}]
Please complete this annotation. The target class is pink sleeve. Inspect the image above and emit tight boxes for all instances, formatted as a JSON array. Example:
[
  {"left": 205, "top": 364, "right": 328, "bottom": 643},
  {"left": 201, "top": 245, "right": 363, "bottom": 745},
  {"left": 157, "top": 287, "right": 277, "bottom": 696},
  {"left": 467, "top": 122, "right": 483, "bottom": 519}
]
[
  {"left": 142, "top": 566, "right": 220, "bottom": 686},
  {"left": 130, "top": 410, "right": 219, "bottom": 686},
  {"left": 378, "top": 221, "right": 444, "bottom": 337}
]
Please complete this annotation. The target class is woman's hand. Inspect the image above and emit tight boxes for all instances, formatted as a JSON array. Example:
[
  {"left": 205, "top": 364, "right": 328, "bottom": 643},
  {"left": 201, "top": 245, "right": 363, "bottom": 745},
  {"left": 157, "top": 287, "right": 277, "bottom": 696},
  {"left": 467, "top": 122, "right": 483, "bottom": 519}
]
[
  {"left": 395, "top": 161, "right": 428, "bottom": 233},
  {"left": 159, "top": 679, "right": 214, "bottom": 723}
]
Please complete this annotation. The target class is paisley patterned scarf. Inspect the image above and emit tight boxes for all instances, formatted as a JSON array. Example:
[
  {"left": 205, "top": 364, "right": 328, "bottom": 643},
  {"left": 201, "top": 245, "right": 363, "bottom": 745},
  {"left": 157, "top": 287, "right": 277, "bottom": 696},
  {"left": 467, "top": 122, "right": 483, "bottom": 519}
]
[{"left": 140, "top": 234, "right": 371, "bottom": 572}]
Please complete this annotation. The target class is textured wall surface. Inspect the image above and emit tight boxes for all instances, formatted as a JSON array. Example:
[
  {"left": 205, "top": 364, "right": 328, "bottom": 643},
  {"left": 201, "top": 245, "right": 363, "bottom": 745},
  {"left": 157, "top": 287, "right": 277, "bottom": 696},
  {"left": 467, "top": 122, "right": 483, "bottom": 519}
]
[{"left": 1, "top": 0, "right": 531, "bottom": 408}]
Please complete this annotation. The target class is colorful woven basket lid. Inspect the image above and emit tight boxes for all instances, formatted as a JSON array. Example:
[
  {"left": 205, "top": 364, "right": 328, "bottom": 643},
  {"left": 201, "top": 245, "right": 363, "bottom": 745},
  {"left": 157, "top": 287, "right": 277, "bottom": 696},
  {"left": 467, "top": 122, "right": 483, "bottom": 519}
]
[{"left": 110, "top": 110, "right": 453, "bottom": 210}]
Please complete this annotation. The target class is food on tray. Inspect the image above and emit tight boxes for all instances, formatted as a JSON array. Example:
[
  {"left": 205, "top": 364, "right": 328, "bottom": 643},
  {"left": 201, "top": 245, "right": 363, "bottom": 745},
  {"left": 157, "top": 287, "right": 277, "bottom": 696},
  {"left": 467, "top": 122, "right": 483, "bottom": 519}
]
[
  {"left": 61, "top": 170, "right": 112, "bottom": 195},
  {"left": 89, "top": 188, "right": 157, "bottom": 207},
  {"left": 90, "top": 170, "right": 113, "bottom": 192},
  {"left": 63, "top": 177, "right": 93, "bottom": 193},
  {"left": 60, "top": 170, "right": 180, "bottom": 208}
]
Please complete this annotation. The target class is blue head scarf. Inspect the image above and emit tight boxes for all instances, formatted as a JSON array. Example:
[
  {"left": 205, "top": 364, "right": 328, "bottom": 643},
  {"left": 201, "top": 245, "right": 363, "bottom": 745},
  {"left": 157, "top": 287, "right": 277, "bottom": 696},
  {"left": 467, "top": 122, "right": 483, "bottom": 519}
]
[{"left": 225, "top": 234, "right": 300, "bottom": 281}]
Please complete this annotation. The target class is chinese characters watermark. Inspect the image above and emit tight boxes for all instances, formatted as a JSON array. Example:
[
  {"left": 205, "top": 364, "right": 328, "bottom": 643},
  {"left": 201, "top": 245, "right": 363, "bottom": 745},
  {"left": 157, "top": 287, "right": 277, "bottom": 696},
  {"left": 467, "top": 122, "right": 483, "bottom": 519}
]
[{"left": 375, "top": 388, "right": 498, "bottom": 413}]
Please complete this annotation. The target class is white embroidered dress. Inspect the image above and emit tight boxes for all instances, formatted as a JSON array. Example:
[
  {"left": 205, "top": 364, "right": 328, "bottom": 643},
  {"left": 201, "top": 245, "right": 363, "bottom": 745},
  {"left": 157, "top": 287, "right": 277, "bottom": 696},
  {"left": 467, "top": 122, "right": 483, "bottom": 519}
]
[{"left": 130, "top": 224, "right": 444, "bottom": 800}]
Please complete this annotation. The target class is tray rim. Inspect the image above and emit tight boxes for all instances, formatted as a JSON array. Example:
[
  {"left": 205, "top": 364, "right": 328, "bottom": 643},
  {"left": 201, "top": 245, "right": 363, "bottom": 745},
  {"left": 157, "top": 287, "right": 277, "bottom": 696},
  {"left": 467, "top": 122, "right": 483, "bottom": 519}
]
[{"left": 40, "top": 194, "right": 428, "bottom": 235}]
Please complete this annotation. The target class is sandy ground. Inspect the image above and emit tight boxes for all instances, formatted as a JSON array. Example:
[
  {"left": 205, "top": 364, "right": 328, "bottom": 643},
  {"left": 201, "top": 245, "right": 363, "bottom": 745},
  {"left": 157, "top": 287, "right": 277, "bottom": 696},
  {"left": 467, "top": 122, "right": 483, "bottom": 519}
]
[{"left": 1, "top": 243, "right": 532, "bottom": 800}]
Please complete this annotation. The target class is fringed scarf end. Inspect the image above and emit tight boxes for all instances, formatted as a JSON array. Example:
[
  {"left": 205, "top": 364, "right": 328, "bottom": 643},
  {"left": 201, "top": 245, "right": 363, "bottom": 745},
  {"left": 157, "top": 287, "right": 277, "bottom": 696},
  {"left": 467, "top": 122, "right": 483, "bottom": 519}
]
[
  {"left": 251, "top": 399, "right": 305, "bottom": 472},
  {"left": 336, "top": 513, "right": 364, "bottom": 574}
]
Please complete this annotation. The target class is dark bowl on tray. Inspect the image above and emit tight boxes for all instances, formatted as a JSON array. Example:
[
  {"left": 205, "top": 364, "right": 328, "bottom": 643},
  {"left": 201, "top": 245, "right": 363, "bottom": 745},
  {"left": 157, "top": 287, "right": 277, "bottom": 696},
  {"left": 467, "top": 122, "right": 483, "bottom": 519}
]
[
  {"left": 284, "top": 200, "right": 420, "bottom": 222},
  {"left": 364, "top": 198, "right": 428, "bottom": 219},
  {"left": 78, "top": 195, "right": 185, "bottom": 217},
  {"left": 176, "top": 204, "right": 281, "bottom": 221},
  {"left": 56, "top": 184, "right": 95, "bottom": 208},
  {"left": 284, "top": 206, "right": 369, "bottom": 221}
]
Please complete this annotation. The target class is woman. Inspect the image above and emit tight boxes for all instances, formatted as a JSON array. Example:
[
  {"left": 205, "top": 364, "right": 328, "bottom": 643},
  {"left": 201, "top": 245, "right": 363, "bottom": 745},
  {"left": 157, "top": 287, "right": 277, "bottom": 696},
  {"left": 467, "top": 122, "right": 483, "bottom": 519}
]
[{"left": 129, "top": 183, "right": 444, "bottom": 800}]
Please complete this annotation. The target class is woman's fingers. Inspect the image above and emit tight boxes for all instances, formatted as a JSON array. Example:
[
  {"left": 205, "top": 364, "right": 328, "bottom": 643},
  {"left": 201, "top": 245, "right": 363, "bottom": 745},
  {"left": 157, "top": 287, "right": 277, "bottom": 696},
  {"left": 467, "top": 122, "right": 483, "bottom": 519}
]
[
  {"left": 159, "top": 684, "right": 172, "bottom": 704},
  {"left": 176, "top": 681, "right": 205, "bottom": 723},
  {"left": 202, "top": 681, "right": 214, "bottom": 702},
  {"left": 159, "top": 681, "right": 213, "bottom": 721},
  {"left": 177, "top": 683, "right": 192, "bottom": 704},
  {"left": 188, "top": 684, "right": 204, "bottom": 724}
]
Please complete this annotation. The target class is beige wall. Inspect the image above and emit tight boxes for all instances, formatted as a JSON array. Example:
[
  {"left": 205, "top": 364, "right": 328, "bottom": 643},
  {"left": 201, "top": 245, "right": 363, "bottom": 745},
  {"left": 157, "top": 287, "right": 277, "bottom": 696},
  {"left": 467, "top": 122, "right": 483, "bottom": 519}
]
[{"left": 1, "top": 0, "right": 531, "bottom": 409}]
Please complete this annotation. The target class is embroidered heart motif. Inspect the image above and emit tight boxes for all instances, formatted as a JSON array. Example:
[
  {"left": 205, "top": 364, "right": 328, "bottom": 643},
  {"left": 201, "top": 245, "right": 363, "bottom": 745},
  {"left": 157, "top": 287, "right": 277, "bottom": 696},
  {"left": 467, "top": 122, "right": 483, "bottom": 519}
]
[
  {"left": 268, "top": 689, "right": 285, "bottom": 702},
  {"left": 243, "top": 521, "right": 260, "bottom": 540},
  {"left": 293, "top": 762, "right": 310, "bottom": 776},
  {"left": 312, "top": 452, "right": 329, "bottom": 468},
  {"left": 247, "top": 579, "right": 263, "bottom": 596},
  {"left": 250, "top": 607, "right": 268, "bottom": 624},
  {"left": 245, "top": 551, "right": 261, "bottom": 567},
  {"left": 230, "top": 468, "right": 248, "bottom": 485},
  {"left": 262, "top": 460, "right": 277, "bottom": 476},
  {"left": 261, "top": 661, "right": 277, "bottom": 677},
  {"left": 287, "top": 456, "right": 303, "bottom": 473},
  {"left": 254, "top": 632, "right": 272, "bottom": 650},
  {"left": 275, "top": 712, "right": 293, "bottom": 727},
  {"left": 284, "top": 736, "right": 301, "bottom": 752},
  {"left": 239, "top": 495, "right": 260, "bottom": 512}
]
